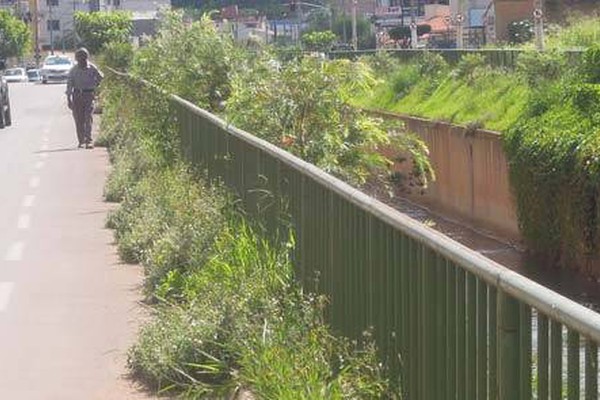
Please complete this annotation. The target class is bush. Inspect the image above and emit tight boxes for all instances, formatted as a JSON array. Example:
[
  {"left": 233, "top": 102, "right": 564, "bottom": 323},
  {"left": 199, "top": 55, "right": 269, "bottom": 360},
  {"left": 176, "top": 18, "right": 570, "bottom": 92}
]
[
  {"left": 516, "top": 50, "right": 566, "bottom": 87},
  {"left": 129, "top": 218, "right": 392, "bottom": 398},
  {"left": 109, "top": 166, "right": 225, "bottom": 292},
  {"left": 503, "top": 45, "right": 600, "bottom": 275},
  {"left": 301, "top": 30, "right": 337, "bottom": 52},
  {"left": 226, "top": 56, "right": 433, "bottom": 187},
  {"left": 74, "top": 11, "right": 132, "bottom": 54},
  {"left": 580, "top": 44, "right": 600, "bottom": 84},
  {"left": 100, "top": 41, "right": 134, "bottom": 71},
  {"left": 452, "top": 53, "right": 489, "bottom": 82},
  {"left": 130, "top": 12, "right": 244, "bottom": 112},
  {"left": 102, "top": 65, "right": 396, "bottom": 397},
  {"left": 508, "top": 19, "right": 534, "bottom": 45}
]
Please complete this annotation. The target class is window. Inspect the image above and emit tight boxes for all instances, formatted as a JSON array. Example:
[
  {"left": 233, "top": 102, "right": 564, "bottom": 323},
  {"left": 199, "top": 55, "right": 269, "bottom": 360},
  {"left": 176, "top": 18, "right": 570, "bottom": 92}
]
[
  {"left": 47, "top": 19, "right": 60, "bottom": 31},
  {"left": 46, "top": 0, "right": 59, "bottom": 6}
]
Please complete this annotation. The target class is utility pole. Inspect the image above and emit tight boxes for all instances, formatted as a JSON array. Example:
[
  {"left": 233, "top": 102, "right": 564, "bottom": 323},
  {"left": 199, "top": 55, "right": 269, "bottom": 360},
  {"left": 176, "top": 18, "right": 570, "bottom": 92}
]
[
  {"left": 342, "top": 0, "right": 347, "bottom": 43},
  {"left": 533, "top": 0, "right": 544, "bottom": 51},
  {"left": 410, "top": 0, "right": 417, "bottom": 48},
  {"left": 49, "top": 0, "right": 54, "bottom": 55},
  {"left": 30, "top": 0, "right": 40, "bottom": 66},
  {"left": 455, "top": 0, "right": 464, "bottom": 49},
  {"left": 351, "top": 0, "right": 357, "bottom": 50}
]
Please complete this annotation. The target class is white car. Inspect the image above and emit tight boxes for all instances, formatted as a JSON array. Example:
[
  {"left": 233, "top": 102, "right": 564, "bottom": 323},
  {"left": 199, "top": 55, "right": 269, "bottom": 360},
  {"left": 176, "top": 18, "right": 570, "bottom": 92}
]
[
  {"left": 40, "top": 55, "right": 73, "bottom": 84},
  {"left": 4, "top": 68, "right": 28, "bottom": 83}
]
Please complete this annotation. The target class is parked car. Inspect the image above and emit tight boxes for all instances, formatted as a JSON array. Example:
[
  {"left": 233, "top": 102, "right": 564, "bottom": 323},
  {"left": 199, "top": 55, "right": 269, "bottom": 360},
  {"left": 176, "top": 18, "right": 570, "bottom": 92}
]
[
  {"left": 4, "top": 67, "right": 28, "bottom": 83},
  {"left": 40, "top": 55, "right": 73, "bottom": 84},
  {"left": 26, "top": 69, "right": 41, "bottom": 82},
  {"left": 0, "top": 61, "right": 12, "bottom": 129}
]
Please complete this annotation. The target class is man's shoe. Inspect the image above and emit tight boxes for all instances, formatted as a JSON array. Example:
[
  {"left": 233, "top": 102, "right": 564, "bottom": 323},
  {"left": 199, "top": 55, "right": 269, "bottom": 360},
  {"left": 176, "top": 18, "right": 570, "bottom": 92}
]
[
  {"left": 78, "top": 143, "right": 84, "bottom": 148},
  {"left": 85, "top": 143, "right": 94, "bottom": 149}
]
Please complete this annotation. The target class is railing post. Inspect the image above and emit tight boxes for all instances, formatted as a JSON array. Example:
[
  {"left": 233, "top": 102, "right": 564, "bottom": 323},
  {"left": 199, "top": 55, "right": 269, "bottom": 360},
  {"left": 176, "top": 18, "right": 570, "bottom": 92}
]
[{"left": 498, "top": 290, "right": 520, "bottom": 400}]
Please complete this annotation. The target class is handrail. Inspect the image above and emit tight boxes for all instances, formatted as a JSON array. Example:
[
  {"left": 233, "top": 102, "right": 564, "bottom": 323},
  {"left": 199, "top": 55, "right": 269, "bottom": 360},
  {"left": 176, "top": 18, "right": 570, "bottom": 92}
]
[
  {"left": 111, "top": 70, "right": 600, "bottom": 398},
  {"left": 172, "top": 93, "right": 600, "bottom": 342}
]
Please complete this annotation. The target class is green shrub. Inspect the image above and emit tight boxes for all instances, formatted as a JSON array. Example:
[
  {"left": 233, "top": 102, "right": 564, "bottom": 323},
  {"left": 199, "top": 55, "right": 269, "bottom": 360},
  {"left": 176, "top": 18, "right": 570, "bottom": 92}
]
[
  {"left": 503, "top": 45, "right": 600, "bottom": 272},
  {"left": 101, "top": 68, "right": 396, "bottom": 398},
  {"left": 580, "top": 44, "right": 600, "bottom": 84},
  {"left": 100, "top": 40, "right": 134, "bottom": 71},
  {"left": 129, "top": 219, "right": 392, "bottom": 398},
  {"left": 508, "top": 19, "right": 534, "bottom": 45},
  {"left": 516, "top": 50, "right": 566, "bottom": 87},
  {"left": 545, "top": 16, "right": 600, "bottom": 50},
  {"left": 109, "top": 166, "right": 225, "bottom": 292},
  {"left": 452, "top": 53, "right": 489, "bottom": 83},
  {"left": 226, "top": 56, "right": 433, "bottom": 187},
  {"left": 130, "top": 12, "right": 243, "bottom": 112}
]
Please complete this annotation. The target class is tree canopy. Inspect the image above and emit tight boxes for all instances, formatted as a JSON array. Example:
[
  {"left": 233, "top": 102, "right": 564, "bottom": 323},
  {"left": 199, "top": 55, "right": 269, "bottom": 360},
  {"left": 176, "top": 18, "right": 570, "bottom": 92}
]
[
  {"left": 74, "top": 11, "right": 132, "bottom": 54},
  {"left": 0, "top": 10, "right": 31, "bottom": 59}
]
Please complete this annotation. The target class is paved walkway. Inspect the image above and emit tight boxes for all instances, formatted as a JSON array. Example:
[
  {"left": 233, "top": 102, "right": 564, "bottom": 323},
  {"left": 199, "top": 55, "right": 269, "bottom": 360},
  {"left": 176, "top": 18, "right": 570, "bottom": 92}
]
[{"left": 0, "top": 82, "right": 154, "bottom": 399}]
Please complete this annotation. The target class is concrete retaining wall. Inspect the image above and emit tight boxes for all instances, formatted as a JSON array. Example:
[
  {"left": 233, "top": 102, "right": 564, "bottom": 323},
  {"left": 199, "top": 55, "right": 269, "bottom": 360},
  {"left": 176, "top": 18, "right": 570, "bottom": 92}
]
[{"left": 376, "top": 110, "right": 520, "bottom": 240}]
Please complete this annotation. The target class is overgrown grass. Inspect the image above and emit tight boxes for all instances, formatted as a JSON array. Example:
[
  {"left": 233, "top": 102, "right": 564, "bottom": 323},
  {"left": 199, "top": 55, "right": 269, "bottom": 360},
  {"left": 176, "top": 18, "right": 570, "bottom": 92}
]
[
  {"left": 545, "top": 15, "right": 600, "bottom": 50},
  {"left": 503, "top": 45, "right": 600, "bottom": 275},
  {"left": 98, "top": 52, "right": 395, "bottom": 398},
  {"left": 355, "top": 52, "right": 531, "bottom": 132}
]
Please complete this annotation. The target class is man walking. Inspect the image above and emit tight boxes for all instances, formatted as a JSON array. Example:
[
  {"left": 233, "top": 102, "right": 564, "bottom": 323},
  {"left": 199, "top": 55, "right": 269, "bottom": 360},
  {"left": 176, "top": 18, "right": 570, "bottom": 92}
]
[{"left": 66, "top": 48, "right": 103, "bottom": 149}]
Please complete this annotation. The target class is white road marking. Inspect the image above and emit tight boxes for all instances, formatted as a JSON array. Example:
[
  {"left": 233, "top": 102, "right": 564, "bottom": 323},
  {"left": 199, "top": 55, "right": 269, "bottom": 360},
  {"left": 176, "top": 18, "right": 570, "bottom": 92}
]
[
  {"left": 5, "top": 242, "right": 24, "bottom": 261},
  {"left": 17, "top": 214, "right": 31, "bottom": 230},
  {"left": 22, "top": 195, "right": 35, "bottom": 208},
  {"left": 0, "top": 283, "right": 15, "bottom": 312},
  {"left": 29, "top": 177, "right": 40, "bottom": 189},
  {"left": 42, "top": 137, "right": 49, "bottom": 142},
  {"left": 39, "top": 153, "right": 48, "bottom": 159},
  {"left": 40, "top": 143, "right": 49, "bottom": 151},
  {"left": 35, "top": 160, "right": 45, "bottom": 169}
]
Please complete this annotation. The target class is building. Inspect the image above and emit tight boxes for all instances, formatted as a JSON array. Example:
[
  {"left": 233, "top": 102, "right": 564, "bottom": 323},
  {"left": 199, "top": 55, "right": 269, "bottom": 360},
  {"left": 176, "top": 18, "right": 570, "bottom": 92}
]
[
  {"left": 488, "top": 0, "right": 600, "bottom": 42},
  {"left": 373, "top": 0, "right": 449, "bottom": 27},
  {"left": 213, "top": 5, "right": 274, "bottom": 44},
  {"left": 31, "top": 0, "right": 169, "bottom": 51}
]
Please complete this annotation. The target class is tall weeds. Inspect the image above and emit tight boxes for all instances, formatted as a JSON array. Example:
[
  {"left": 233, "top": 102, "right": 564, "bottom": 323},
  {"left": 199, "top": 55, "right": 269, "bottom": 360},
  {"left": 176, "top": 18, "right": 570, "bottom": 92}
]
[{"left": 99, "top": 53, "right": 394, "bottom": 400}]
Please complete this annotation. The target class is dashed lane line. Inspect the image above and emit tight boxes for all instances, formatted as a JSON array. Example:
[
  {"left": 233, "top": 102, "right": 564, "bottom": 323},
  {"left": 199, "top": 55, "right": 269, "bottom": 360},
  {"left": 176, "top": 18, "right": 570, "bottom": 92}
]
[
  {"left": 0, "top": 282, "right": 14, "bottom": 312},
  {"left": 35, "top": 161, "right": 45, "bottom": 170},
  {"left": 17, "top": 214, "right": 30, "bottom": 230},
  {"left": 29, "top": 177, "right": 40, "bottom": 189},
  {"left": 22, "top": 195, "right": 35, "bottom": 208},
  {"left": 5, "top": 242, "right": 24, "bottom": 262}
]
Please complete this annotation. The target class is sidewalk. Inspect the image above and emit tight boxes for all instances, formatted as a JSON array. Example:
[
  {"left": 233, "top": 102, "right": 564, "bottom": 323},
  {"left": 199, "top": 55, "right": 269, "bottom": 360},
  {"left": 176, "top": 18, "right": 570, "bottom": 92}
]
[{"left": 0, "top": 83, "right": 156, "bottom": 399}]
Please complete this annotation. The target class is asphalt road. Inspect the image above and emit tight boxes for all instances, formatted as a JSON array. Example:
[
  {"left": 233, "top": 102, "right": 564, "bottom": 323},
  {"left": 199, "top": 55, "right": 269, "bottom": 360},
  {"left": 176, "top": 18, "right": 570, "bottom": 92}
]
[{"left": 0, "top": 82, "right": 153, "bottom": 399}]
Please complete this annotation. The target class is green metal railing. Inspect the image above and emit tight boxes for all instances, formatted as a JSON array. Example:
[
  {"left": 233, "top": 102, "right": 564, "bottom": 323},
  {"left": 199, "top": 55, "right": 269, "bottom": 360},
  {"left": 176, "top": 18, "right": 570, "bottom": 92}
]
[
  {"left": 110, "top": 64, "right": 599, "bottom": 398},
  {"left": 171, "top": 95, "right": 600, "bottom": 399},
  {"left": 328, "top": 48, "right": 584, "bottom": 69}
]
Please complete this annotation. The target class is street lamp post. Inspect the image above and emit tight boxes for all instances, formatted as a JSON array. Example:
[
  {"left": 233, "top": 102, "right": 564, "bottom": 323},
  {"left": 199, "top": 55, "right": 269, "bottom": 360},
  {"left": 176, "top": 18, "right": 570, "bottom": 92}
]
[
  {"left": 351, "top": 0, "right": 357, "bottom": 50},
  {"left": 49, "top": 0, "right": 55, "bottom": 55},
  {"left": 533, "top": 0, "right": 544, "bottom": 51},
  {"left": 455, "top": 12, "right": 464, "bottom": 49}
]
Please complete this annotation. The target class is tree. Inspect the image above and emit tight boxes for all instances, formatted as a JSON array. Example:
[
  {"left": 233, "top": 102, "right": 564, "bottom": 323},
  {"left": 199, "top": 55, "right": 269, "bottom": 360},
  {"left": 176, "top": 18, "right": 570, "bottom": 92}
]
[
  {"left": 388, "top": 24, "right": 432, "bottom": 41},
  {"left": 74, "top": 11, "right": 132, "bottom": 54},
  {"left": 226, "top": 56, "right": 434, "bottom": 186},
  {"left": 333, "top": 14, "right": 375, "bottom": 49},
  {"left": 0, "top": 10, "right": 31, "bottom": 59},
  {"left": 302, "top": 30, "right": 336, "bottom": 52}
]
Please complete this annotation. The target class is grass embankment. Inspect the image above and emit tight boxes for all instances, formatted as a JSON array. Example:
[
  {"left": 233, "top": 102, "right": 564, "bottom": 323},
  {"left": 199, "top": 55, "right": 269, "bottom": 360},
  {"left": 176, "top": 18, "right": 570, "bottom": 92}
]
[
  {"left": 353, "top": 52, "right": 531, "bottom": 132},
  {"left": 356, "top": 40, "right": 600, "bottom": 276},
  {"left": 98, "top": 68, "right": 393, "bottom": 398}
]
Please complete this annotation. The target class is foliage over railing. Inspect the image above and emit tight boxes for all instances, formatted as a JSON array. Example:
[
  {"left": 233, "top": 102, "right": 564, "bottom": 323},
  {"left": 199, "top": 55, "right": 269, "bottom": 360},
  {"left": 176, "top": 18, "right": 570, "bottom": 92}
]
[{"left": 504, "top": 45, "right": 600, "bottom": 277}]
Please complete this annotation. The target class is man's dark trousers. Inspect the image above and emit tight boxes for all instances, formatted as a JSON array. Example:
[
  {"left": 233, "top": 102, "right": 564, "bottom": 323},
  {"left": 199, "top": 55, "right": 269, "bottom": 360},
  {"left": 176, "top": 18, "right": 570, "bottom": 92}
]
[{"left": 72, "top": 90, "right": 95, "bottom": 145}]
